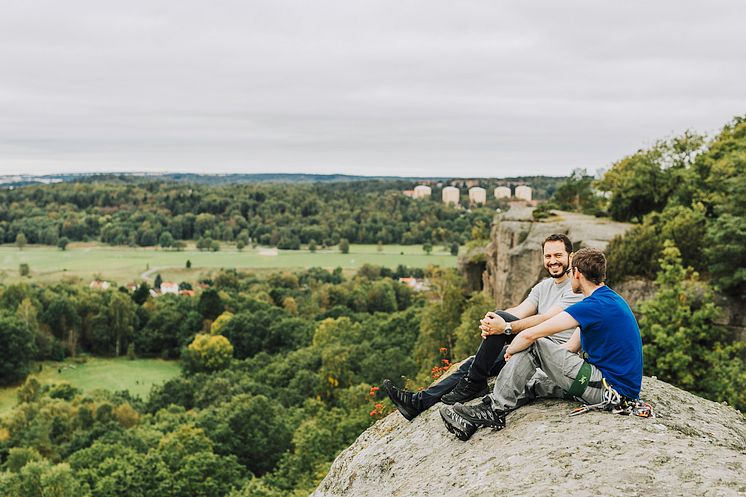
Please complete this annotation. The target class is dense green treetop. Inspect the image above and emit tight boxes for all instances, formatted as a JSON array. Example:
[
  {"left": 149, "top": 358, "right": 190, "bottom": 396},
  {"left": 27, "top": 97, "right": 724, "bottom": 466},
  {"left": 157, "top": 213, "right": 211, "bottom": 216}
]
[{"left": 0, "top": 178, "right": 549, "bottom": 248}]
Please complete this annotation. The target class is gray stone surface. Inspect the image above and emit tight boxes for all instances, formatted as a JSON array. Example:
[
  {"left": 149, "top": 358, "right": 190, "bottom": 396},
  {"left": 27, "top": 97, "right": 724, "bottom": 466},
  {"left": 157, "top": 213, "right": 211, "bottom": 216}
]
[{"left": 312, "top": 377, "right": 746, "bottom": 497}]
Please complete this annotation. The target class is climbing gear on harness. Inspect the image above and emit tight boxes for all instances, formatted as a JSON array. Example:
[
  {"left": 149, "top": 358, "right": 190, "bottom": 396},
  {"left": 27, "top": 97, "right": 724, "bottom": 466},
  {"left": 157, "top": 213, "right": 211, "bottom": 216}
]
[{"left": 568, "top": 378, "right": 654, "bottom": 418}]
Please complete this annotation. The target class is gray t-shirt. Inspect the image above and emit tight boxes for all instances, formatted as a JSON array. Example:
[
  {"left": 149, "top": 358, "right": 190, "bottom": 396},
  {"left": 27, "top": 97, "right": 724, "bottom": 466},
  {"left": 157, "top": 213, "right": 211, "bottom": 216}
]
[{"left": 524, "top": 277, "right": 583, "bottom": 343}]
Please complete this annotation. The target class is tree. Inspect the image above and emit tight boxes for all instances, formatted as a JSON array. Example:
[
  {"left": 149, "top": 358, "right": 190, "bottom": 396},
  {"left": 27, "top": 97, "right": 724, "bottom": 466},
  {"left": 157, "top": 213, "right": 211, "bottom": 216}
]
[
  {"left": 0, "top": 312, "right": 36, "bottom": 385},
  {"left": 236, "top": 231, "right": 250, "bottom": 248},
  {"left": 57, "top": 237, "right": 69, "bottom": 251},
  {"left": 108, "top": 290, "right": 137, "bottom": 356},
  {"left": 210, "top": 311, "right": 234, "bottom": 335},
  {"left": 186, "top": 259, "right": 192, "bottom": 269},
  {"left": 552, "top": 168, "right": 599, "bottom": 213},
  {"left": 196, "top": 237, "right": 210, "bottom": 251},
  {"left": 16, "top": 232, "right": 27, "bottom": 250},
  {"left": 156, "top": 424, "right": 244, "bottom": 497},
  {"left": 308, "top": 239, "right": 317, "bottom": 253},
  {"left": 639, "top": 241, "right": 746, "bottom": 411},
  {"left": 210, "top": 240, "right": 220, "bottom": 252},
  {"left": 423, "top": 242, "right": 433, "bottom": 255},
  {"left": 598, "top": 134, "right": 704, "bottom": 222},
  {"left": 197, "top": 394, "right": 292, "bottom": 476},
  {"left": 198, "top": 288, "right": 224, "bottom": 321},
  {"left": 450, "top": 242, "right": 459, "bottom": 256},
  {"left": 154, "top": 273, "right": 163, "bottom": 291},
  {"left": 413, "top": 268, "right": 466, "bottom": 378},
  {"left": 339, "top": 238, "right": 349, "bottom": 254},
  {"left": 182, "top": 334, "right": 234, "bottom": 374},
  {"left": 367, "top": 280, "right": 397, "bottom": 313},
  {"left": 1, "top": 461, "right": 89, "bottom": 497},
  {"left": 42, "top": 298, "right": 81, "bottom": 356},
  {"left": 4, "top": 447, "right": 43, "bottom": 472},
  {"left": 19, "top": 263, "right": 30, "bottom": 277},
  {"left": 159, "top": 231, "right": 174, "bottom": 249},
  {"left": 173, "top": 240, "right": 187, "bottom": 251},
  {"left": 15, "top": 298, "right": 39, "bottom": 335},
  {"left": 452, "top": 292, "right": 494, "bottom": 359},
  {"left": 132, "top": 282, "right": 150, "bottom": 305},
  {"left": 605, "top": 221, "right": 661, "bottom": 285},
  {"left": 705, "top": 213, "right": 746, "bottom": 296},
  {"left": 236, "top": 239, "right": 246, "bottom": 251}
]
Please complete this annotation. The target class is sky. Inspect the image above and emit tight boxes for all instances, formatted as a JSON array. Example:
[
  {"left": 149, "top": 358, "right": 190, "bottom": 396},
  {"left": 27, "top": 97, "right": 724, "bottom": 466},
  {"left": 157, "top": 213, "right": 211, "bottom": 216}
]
[{"left": 1, "top": 1, "right": 744, "bottom": 178}]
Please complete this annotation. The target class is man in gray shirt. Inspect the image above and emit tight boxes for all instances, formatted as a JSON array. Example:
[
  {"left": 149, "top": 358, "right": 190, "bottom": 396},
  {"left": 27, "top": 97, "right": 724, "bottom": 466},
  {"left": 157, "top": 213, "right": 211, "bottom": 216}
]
[{"left": 383, "top": 234, "right": 582, "bottom": 420}]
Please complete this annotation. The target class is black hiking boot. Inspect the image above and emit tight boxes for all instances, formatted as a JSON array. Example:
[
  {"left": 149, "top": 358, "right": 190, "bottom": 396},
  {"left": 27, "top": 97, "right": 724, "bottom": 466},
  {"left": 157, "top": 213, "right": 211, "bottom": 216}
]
[
  {"left": 382, "top": 379, "right": 422, "bottom": 421},
  {"left": 452, "top": 399, "right": 506, "bottom": 430},
  {"left": 441, "top": 377, "right": 489, "bottom": 405},
  {"left": 439, "top": 405, "right": 477, "bottom": 441}
]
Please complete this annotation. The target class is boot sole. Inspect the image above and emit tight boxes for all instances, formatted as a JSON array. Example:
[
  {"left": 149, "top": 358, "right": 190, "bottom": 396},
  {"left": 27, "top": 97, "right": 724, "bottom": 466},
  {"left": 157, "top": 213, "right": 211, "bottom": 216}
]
[
  {"left": 439, "top": 408, "right": 476, "bottom": 441},
  {"left": 452, "top": 404, "right": 506, "bottom": 430}
]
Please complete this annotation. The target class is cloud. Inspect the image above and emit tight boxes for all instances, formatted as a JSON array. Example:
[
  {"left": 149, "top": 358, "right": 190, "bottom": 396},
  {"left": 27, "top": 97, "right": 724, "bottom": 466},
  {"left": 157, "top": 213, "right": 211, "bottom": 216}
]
[{"left": 0, "top": 0, "right": 744, "bottom": 176}]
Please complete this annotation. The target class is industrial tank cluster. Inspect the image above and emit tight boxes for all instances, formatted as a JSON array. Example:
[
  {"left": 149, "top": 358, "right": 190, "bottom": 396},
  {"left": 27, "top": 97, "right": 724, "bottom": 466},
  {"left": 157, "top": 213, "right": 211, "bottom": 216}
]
[{"left": 410, "top": 184, "right": 532, "bottom": 205}]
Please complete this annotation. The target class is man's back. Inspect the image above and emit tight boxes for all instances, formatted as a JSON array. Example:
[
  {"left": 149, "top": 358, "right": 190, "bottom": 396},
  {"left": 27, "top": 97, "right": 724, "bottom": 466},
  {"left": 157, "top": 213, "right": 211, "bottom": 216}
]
[{"left": 565, "top": 285, "right": 643, "bottom": 398}]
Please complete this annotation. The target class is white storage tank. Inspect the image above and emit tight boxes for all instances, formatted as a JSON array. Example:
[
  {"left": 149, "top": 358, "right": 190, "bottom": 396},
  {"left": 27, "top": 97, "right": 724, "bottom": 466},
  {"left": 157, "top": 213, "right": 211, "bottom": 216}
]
[
  {"left": 515, "top": 185, "right": 532, "bottom": 201},
  {"left": 494, "top": 186, "right": 511, "bottom": 199},
  {"left": 468, "top": 187, "right": 486, "bottom": 204},
  {"left": 442, "top": 186, "right": 460, "bottom": 205},
  {"left": 413, "top": 185, "right": 432, "bottom": 199}
]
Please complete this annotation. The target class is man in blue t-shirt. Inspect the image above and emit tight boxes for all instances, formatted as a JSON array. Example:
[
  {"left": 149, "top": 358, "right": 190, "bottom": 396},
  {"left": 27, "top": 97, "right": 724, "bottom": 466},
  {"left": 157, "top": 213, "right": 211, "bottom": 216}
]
[{"left": 440, "top": 248, "right": 643, "bottom": 441}]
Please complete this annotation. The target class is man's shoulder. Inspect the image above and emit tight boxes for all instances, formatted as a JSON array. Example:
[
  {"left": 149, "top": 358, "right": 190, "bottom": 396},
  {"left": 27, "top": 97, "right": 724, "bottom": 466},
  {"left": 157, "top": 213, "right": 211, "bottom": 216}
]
[{"left": 530, "top": 277, "right": 554, "bottom": 291}]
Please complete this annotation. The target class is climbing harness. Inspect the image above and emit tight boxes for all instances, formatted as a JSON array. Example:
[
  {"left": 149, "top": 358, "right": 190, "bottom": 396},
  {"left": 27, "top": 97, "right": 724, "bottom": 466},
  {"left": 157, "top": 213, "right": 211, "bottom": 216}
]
[{"left": 568, "top": 378, "right": 655, "bottom": 418}]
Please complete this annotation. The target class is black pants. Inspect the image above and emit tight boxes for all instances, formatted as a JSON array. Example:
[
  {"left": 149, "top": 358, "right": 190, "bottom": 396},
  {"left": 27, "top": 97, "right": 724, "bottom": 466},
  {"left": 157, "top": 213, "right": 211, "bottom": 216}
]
[{"left": 416, "top": 311, "right": 519, "bottom": 410}]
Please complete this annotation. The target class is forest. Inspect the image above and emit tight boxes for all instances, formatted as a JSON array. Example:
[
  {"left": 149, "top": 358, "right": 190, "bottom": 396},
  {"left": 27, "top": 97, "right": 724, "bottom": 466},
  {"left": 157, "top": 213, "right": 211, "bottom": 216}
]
[
  {"left": 0, "top": 176, "right": 562, "bottom": 251},
  {"left": 0, "top": 263, "right": 491, "bottom": 496},
  {"left": 0, "top": 117, "right": 743, "bottom": 496}
]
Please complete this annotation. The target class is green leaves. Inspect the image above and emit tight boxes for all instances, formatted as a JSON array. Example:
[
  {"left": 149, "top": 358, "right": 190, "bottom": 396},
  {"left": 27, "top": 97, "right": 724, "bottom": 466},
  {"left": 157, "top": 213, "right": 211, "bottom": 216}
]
[{"left": 639, "top": 241, "right": 746, "bottom": 411}]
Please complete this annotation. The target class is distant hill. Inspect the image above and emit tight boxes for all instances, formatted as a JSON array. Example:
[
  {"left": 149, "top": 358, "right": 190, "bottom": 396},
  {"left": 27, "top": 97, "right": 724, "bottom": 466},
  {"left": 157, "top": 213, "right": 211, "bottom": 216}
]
[{"left": 2, "top": 172, "right": 566, "bottom": 187}]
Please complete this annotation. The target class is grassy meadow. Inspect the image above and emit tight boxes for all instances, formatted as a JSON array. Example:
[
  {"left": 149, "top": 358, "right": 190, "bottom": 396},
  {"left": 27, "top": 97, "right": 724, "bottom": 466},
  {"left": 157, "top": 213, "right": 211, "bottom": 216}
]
[
  {"left": 0, "top": 242, "right": 457, "bottom": 285},
  {"left": 0, "top": 357, "right": 181, "bottom": 415}
]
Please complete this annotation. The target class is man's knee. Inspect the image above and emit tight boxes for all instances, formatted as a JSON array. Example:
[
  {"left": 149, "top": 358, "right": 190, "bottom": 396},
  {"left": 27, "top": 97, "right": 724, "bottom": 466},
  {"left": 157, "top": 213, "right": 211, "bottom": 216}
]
[
  {"left": 495, "top": 310, "right": 519, "bottom": 322},
  {"left": 532, "top": 337, "right": 560, "bottom": 356},
  {"left": 457, "top": 356, "right": 475, "bottom": 372}
]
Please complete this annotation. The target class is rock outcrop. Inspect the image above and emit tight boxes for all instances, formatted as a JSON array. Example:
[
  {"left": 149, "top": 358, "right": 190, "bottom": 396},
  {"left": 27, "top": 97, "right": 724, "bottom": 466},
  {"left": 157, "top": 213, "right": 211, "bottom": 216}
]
[
  {"left": 481, "top": 208, "right": 631, "bottom": 308},
  {"left": 312, "top": 377, "right": 746, "bottom": 497}
]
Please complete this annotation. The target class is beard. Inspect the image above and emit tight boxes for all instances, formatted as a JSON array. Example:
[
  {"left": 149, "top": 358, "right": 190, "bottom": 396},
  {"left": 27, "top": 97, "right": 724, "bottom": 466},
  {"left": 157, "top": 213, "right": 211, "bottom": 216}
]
[{"left": 546, "top": 261, "right": 569, "bottom": 279}]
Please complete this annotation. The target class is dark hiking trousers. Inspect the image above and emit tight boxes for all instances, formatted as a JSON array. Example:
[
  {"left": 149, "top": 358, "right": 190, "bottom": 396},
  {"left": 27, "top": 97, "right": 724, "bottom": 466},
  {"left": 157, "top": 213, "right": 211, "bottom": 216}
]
[{"left": 416, "top": 310, "right": 519, "bottom": 410}]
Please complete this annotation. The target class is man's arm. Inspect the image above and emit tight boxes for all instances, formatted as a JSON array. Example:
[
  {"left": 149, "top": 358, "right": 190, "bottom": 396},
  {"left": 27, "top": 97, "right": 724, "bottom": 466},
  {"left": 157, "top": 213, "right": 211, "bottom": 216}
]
[
  {"left": 503, "top": 298, "right": 538, "bottom": 320},
  {"left": 504, "top": 311, "right": 580, "bottom": 356},
  {"left": 561, "top": 328, "right": 581, "bottom": 353},
  {"left": 480, "top": 304, "right": 564, "bottom": 338}
]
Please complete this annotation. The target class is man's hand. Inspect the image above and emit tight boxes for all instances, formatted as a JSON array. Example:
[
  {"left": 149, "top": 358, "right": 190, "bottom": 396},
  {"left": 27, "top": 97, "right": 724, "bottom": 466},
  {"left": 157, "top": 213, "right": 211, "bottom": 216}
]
[
  {"left": 479, "top": 312, "right": 506, "bottom": 338},
  {"left": 504, "top": 351, "right": 512, "bottom": 362}
]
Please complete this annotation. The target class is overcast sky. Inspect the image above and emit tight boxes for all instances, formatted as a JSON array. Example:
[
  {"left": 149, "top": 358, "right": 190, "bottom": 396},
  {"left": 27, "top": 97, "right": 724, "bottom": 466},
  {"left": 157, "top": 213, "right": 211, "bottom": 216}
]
[{"left": 1, "top": 1, "right": 744, "bottom": 178}]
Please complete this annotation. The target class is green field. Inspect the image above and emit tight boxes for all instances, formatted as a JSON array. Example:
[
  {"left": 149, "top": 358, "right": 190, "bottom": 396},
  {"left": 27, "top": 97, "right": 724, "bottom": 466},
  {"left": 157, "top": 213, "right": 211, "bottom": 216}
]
[
  {"left": 0, "top": 242, "right": 457, "bottom": 284},
  {"left": 0, "top": 357, "right": 181, "bottom": 416}
]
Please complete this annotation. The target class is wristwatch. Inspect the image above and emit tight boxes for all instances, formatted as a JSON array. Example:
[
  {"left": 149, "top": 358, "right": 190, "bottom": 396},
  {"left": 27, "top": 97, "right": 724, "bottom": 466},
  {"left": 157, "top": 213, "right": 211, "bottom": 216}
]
[{"left": 503, "top": 323, "right": 513, "bottom": 336}]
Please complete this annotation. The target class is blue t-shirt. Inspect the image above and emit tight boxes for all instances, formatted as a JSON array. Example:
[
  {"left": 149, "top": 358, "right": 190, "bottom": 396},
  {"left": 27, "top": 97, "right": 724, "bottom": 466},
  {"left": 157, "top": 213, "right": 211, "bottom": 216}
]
[{"left": 565, "top": 285, "right": 643, "bottom": 399}]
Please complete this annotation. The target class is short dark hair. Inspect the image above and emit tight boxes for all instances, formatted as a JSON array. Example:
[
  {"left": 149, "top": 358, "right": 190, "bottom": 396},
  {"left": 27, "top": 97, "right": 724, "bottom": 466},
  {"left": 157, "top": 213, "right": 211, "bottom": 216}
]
[
  {"left": 571, "top": 248, "right": 606, "bottom": 284},
  {"left": 542, "top": 234, "right": 573, "bottom": 254}
]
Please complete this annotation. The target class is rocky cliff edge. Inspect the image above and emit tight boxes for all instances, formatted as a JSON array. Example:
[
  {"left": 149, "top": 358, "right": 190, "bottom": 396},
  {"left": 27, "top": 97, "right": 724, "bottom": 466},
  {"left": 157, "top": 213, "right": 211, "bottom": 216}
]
[{"left": 312, "top": 377, "right": 746, "bottom": 497}]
